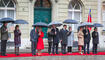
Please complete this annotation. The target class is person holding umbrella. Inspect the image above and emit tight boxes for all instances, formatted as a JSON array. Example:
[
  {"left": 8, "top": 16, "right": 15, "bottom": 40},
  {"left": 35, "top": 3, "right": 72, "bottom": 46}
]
[
  {"left": 0, "top": 22, "right": 8, "bottom": 56},
  {"left": 83, "top": 26, "right": 91, "bottom": 54},
  {"left": 36, "top": 28, "right": 44, "bottom": 55},
  {"left": 13, "top": 19, "right": 28, "bottom": 55},
  {"left": 51, "top": 25, "right": 60, "bottom": 54},
  {"left": 0, "top": 17, "right": 14, "bottom": 56},
  {"left": 30, "top": 27, "right": 39, "bottom": 55},
  {"left": 32, "top": 22, "right": 47, "bottom": 55},
  {"left": 60, "top": 25, "right": 68, "bottom": 54},
  {"left": 92, "top": 27, "right": 99, "bottom": 54},
  {"left": 14, "top": 25, "right": 21, "bottom": 56}
]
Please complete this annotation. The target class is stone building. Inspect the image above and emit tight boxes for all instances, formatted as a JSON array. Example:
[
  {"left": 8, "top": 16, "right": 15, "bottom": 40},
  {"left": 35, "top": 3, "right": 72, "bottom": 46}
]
[{"left": 0, "top": 0, "right": 105, "bottom": 49}]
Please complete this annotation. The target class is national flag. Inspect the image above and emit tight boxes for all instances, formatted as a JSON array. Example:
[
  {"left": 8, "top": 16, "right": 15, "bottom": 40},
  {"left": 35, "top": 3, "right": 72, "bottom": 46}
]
[{"left": 87, "top": 9, "right": 92, "bottom": 31}]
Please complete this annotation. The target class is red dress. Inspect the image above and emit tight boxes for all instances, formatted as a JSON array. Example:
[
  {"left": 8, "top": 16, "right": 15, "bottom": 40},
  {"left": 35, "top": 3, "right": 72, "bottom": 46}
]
[{"left": 36, "top": 31, "right": 44, "bottom": 50}]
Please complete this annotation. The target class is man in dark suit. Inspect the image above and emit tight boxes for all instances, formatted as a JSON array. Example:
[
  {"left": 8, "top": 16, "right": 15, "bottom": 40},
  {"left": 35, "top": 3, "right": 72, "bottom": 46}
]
[
  {"left": 60, "top": 25, "right": 68, "bottom": 54},
  {"left": 47, "top": 28, "right": 53, "bottom": 54},
  {"left": 30, "top": 27, "right": 39, "bottom": 55},
  {"left": 92, "top": 27, "right": 99, "bottom": 54},
  {"left": 83, "top": 26, "right": 91, "bottom": 54},
  {"left": 1, "top": 23, "right": 8, "bottom": 56},
  {"left": 51, "top": 25, "right": 60, "bottom": 54}
]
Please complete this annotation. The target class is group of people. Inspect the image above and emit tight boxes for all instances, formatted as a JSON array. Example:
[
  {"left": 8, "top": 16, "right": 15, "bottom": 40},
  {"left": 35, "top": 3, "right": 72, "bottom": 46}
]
[
  {"left": 47, "top": 25, "right": 75, "bottom": 54},
  {"left": 0, "top": 22, "right": 99, "bottom": 56},
  {"left": 0, "top": 23, "right": 21, "bottom": 56},
  {"left": 47, "top": 25, "right": 99, "bottom": 55},
  {"left": 30, "top": 27, "right": 44, "bottom": 55},
  {"left": 0, "top": 23, "right": 45, "bottom": 56},
  {"left": 78, "top": 26, "right": 99, "bottom": 54}
]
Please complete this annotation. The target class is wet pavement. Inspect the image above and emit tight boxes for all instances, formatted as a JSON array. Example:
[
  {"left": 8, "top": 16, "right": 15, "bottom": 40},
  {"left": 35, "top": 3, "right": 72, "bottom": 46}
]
[{"left": 0, "top": 55, "right": 105, "bottom": 60}]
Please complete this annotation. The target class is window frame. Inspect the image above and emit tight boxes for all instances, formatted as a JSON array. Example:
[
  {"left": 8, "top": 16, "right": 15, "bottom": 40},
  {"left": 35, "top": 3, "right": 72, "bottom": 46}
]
[
  {"left": 68, "top": 1, "right": 82, "bottom": 32},
  {"left": 102, "top": 2, "right": 105, "bottom": 30},
  {"left": 0, "top": 0, "right": 16, "bottom": 19}
]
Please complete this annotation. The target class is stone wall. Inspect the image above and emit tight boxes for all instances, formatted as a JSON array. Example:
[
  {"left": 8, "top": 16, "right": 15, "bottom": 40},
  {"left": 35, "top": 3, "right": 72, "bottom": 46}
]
[{"left": 8, "top": 0, "right": 105, "bottom": 49}]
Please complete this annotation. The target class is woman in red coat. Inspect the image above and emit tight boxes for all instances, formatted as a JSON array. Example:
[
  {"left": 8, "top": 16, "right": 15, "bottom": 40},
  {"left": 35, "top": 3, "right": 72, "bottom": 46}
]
[{"left": 36, "top": 28, "right": 44, "bottom": 55}]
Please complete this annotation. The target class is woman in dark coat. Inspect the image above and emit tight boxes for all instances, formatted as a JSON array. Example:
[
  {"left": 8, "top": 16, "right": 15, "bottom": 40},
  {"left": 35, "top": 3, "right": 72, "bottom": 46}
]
[{"left": 14, "top": 25, "right": 21, "bottom": 55}]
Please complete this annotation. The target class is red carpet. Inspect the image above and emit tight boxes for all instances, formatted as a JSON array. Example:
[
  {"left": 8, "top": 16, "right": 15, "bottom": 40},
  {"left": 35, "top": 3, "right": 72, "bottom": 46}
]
[{"left": 0, "top": 52, "right": 105, "bottom": 58}]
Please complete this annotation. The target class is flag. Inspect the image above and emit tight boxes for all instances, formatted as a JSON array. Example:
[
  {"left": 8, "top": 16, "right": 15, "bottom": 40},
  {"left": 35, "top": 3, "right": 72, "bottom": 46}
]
[{"left": 87, "top": 9, "right": 92, "bottom": 31}]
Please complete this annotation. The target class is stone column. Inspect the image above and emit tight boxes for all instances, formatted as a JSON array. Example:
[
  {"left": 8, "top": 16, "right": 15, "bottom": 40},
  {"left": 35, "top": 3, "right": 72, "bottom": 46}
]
[{"left": 97, "top": 0, "right": 103, "bottom": 48}]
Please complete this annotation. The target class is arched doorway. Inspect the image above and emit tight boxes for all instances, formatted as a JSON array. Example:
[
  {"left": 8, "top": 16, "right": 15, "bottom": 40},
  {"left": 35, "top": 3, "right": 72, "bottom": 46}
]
[{"left": 34, "top": 0, "right": 52, "bottom": 38}]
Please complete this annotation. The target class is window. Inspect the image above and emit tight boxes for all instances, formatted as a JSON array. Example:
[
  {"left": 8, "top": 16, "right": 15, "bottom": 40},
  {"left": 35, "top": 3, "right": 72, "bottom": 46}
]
[
  {"left": 0, "top": 0, "right": 16, "bottom": 40},
  {"left": 68, "top": 0, "right": 82, "bottom": 31},
  {"left": 102, "top": 2, "right": 105, "bottom": 30},
  {"left": 0, "top": 0, "right": 15, "bottom": 18}
]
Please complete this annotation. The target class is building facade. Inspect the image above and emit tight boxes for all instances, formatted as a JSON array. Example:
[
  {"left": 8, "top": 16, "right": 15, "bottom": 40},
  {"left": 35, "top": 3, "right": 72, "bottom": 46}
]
[{"left": 0, "top": 0, "right": 105, "bottom": 49}]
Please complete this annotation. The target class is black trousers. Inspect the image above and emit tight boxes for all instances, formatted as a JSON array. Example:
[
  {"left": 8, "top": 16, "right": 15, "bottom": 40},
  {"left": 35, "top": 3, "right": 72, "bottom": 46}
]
[
  {"left": 52, "top": 43, "right": 58, "bottom": 54},
  {"left": 92, "top": 43, "right": 98, "bottom": 54},
  {"left": 48, "top": 42, "right": 52, "bottom": 54},
  {"left": 31, "top": 41, "right": 37, "bottom": 55},
  {"left": 84, "top": 43, "right": 90, "bottom": 54},
  {"left": 68, "top": 46, "right": 72, "bottom": 52},
  {"left": 61, "top": 44, "right": 67, "bottom": 54},
  {"left": 1, "top": 40, "right": 7, "bottom": 55}
]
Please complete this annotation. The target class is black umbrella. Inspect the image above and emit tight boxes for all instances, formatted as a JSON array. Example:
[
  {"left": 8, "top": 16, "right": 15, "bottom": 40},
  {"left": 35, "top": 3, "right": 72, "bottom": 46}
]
[
  {"left": 48, "top": 22, "right": 62, "bottom": 27},
  {"left": 78, "top": 22, "right": 94, "bottom": 27},
  {"left": 93, "top": 23, "right": 103, "bottom": 27},
  {"left": 0, "top": 17, "right": 14, "bottom": 23},
  {"left": 14, "top": 19, "right": 29, "bottom": 24},
  {"left": 63, "top": 19, "right": 78, "bottom": 24},
  {"left": 32, "top": 22, "right": 48, "bottom": 27}
]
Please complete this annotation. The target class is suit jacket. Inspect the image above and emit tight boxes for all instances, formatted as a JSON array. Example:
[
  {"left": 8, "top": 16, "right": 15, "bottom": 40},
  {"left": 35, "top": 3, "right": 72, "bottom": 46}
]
[
  {"left": 51, "top": 28, "right": 60, "bottom": 44},
  {"left": 30, "top": 29, "right": 38, "bottom": 42},
  {"left": 1, "top": 25, "right": 8, "bottom": 40},
  {"left": 47, "top": 31, "right": 53, "bottom": 43},
  {"left": 92, "top": 31, "right": 99, "bottom": 44},
  {"left": 60, "top": 28, "right": 68, "bottom": 44},
  {"left": 83, "top": 29, "right": 91, "bottom": 44}
]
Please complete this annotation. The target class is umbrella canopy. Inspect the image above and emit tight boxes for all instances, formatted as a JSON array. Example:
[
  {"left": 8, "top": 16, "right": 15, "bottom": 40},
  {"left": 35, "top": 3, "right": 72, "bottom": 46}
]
[
  {"left": 78, "top": 22, "right": 94, "bottom": 27},
  {"left": 63, "top": 19, "right": 78, "bottom": 24},
  {"left": 14, "top": 19, "right": 29, "bottom": 24},
  {"left": 48, "top": 22, "right": 62, "bottom": 27},
  {"left": 93, "top": 23, "right": 103, "bottom": 27},
  {"left": 32, "top": 22, "right": 48, "bottom": 27},
  {"left": 0, "top": 17, "right": 14, "bottom": 23}
]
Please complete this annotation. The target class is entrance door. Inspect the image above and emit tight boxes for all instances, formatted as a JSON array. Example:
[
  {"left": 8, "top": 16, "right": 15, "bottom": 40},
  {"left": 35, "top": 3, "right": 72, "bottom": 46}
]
[{"left": 34, "top": 0, "right": 51, "bottom": 38}]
